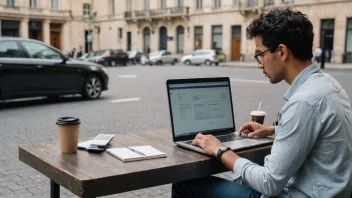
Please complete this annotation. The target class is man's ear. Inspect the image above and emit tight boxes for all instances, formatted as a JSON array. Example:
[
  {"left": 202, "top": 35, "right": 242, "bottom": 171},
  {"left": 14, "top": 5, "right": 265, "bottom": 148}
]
[{"left": 277, "top": 44, "right": 288, "bottom": 61}]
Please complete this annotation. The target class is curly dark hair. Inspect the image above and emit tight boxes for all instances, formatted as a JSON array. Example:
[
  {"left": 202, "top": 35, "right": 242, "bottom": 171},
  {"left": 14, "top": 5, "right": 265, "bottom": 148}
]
[{"left": 246, "top": 8, "right": 314, "bottom": 61}]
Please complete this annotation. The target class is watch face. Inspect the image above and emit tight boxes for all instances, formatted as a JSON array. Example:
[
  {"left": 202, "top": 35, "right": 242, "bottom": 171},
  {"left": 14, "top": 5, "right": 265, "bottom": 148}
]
[{"left": 219, "top": 146, "right": 227, "bottom": 152}]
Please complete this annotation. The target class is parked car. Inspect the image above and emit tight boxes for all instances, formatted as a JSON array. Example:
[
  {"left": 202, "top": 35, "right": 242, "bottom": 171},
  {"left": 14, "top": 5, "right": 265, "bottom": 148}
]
[
  {"left": 148, "top": 50, "right": 178, "bottom": 65},
  {"left": 181, "top": 49, "right": 219, "bottom": 66},
  {"left": 88, "top": 49, "right": 128, "bottom": 66},
  {"left": 77, "top": 53, "right": 92, "bottom": 61},
  {"left": 127, "top": 50, "right": 143, "bottom": 65},
  {"left": 0, "top": 37, "right": 109, "bottom": 100}
]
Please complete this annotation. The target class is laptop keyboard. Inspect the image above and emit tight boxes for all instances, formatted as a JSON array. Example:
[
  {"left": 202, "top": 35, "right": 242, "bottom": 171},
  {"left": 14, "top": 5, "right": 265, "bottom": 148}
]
[{"left": 184, "top": 134, "right": 243, "bottom": 146}]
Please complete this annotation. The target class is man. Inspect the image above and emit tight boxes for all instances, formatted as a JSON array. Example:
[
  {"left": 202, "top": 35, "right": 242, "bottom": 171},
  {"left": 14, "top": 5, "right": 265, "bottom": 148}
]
[
  {"left": 172, "top": 8, "right": 352, "bottom": 198},
  {"left": 314, "top": 47, "right": 322, "bottom": 64}
]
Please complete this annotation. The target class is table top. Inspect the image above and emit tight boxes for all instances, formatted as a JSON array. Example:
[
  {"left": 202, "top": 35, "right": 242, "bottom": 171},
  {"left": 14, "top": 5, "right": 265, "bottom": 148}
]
[{"left": 19, "top": 129, "right": 272, "bottom": 198}]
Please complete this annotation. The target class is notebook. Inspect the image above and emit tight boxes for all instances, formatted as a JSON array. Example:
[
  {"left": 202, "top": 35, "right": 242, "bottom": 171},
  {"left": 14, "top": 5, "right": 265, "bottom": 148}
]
[{"left": 107, "top": 145, "right": 167, "bottom": 162}]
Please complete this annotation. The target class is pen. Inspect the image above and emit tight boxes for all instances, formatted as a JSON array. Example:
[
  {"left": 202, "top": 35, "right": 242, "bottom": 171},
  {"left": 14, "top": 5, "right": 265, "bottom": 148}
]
[{"left": 128, "top": 148, "right": 145, "bottom": 156}]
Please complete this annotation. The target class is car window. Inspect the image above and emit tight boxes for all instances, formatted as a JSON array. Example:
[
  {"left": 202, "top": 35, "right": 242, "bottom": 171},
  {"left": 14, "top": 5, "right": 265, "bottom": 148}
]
[
  {"left": 0, "top": 41, "right": 21, "bottom": 58},
  {"left": 21, "top": 41, "right": 62, "bottom": 59},
  {"left": 166, "top": 52, "right": 171, "bottom": 55}
]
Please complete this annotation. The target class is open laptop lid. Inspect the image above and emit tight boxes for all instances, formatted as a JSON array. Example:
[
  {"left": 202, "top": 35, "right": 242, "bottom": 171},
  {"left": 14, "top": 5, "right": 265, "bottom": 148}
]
[{"left": 166, "top": 77, "right": 236, "bottom": 142}]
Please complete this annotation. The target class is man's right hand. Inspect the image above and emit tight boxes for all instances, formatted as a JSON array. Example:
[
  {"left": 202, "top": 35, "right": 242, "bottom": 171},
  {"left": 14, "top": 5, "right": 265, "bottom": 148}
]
[{"left": 238, "top": 122, "right": 275, "bottom": 138}]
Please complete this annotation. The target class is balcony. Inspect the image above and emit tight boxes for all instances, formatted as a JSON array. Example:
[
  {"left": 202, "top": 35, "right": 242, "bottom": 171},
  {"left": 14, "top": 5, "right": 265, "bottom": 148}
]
[
  {"left": 124, "top": 7, "right": 189, "bottom": 22},
  {"left": 0, "top": 4, "right": 70, "bottom": 19},
  {"left": 238, "top": 0, "right": 259, "bottom": 14}
]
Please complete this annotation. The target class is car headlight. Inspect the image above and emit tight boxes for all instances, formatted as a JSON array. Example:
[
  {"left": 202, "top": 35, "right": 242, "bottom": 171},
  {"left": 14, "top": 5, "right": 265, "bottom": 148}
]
[{"left": 101, "top": 67, "right": 108, "bottom": 76}]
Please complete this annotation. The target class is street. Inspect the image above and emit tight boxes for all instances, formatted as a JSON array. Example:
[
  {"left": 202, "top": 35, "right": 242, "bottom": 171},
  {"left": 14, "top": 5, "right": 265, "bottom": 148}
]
[{"left": 1, "top": 64, "right": 352, "bottom": 198}]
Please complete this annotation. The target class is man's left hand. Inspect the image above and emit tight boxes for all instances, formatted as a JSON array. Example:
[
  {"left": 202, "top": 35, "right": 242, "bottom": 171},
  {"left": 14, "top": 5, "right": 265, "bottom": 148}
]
[{"left": 192, "top": 133, "right": 223, "bottom": 156}]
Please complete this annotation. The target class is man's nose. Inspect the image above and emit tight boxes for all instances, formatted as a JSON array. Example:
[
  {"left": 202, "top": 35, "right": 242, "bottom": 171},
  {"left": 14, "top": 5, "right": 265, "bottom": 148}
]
[{"left": 258, "top": 63, "right": 264, "bottom": 69}]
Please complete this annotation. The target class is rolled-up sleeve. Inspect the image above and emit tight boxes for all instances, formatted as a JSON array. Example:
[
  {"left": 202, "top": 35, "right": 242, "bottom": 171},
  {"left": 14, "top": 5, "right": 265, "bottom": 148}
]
[{"left": 232, "top": 100, "right": 322, "bottom": 197}]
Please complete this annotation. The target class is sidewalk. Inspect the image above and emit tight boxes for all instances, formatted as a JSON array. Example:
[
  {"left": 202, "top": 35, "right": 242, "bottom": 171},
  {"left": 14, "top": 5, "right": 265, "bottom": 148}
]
[{"left": 221, "top": 61, "right": 352, "bottom": 70}]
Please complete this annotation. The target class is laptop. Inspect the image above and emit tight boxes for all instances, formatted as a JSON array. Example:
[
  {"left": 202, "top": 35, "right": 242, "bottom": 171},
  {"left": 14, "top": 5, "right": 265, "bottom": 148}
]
[{"left": 166, "top": 77, "right": 273, "bottom": 154}]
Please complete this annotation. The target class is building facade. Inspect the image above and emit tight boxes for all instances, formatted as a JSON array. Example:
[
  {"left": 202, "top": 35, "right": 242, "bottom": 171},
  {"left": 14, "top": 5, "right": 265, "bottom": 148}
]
[{"left": 1, "top": 0, "right": 352, "bottom": 63}]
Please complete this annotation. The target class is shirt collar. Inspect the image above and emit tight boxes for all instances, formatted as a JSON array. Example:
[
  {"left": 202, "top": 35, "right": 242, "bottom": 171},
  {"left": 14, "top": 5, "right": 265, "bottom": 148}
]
[{"left": 283, "top": 63, "right": 321, "bottom": 101}]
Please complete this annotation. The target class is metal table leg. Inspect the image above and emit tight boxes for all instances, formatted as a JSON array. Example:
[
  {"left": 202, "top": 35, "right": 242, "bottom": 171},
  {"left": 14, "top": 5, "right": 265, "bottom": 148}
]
[{"left": 51, "top": 180, "right": 60, "bottom": 198}]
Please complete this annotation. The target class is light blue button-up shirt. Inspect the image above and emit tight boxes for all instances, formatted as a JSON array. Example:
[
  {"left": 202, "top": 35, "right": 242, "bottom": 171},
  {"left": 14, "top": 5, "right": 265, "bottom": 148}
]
[{"left": 233, "top": 64, "right": 352, "bottom": 198}]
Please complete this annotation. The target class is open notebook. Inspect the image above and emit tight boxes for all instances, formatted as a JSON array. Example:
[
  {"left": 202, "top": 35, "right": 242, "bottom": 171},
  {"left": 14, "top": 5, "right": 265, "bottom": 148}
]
[{"left": 107, "top": 145, "right": 167, "bottom": 162}]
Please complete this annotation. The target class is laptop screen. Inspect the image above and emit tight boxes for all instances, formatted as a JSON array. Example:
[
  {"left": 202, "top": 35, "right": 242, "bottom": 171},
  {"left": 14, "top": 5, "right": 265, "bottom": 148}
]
[{"left": 168, "top": 79, "right": 234, "bottom": 139}]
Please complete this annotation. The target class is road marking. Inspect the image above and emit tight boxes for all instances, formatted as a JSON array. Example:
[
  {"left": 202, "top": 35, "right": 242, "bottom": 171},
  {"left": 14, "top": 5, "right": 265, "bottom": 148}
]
[
  {"left": 118, "top": 75, "right": 137, "bottom": 78},
  {"left": 111, "top": 97, "right": 140, "bottom": 103},
  {"left": 230, "top": 78, "right": 269, "bottom": 84}
]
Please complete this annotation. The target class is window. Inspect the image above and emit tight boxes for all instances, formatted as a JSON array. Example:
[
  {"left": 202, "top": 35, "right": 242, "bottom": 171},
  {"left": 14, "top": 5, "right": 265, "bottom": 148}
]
[
  {"left": 0, "top": 41, "right": 21, "bottom": 58},
  {"left": 110, "top": 0, "right": 115, "bottom": 14},
  {"left": 118, "top": 28, "right": 123, "bottom": 39},
  {"left": 346, "top": 18, "right": 352, "bottom": 52},
  {"left": 178, "top": 0, "right": 183, "bottom": 7},
  {"left": 83, "top": 4, "right": 90, "bottom": 18},
  {"left": 234, "top": 0, "right": 239, "bottom": 6},
  {"left": 214, "top": 0, "right": 221, "bottom": 8},
  {"left": 196, "top": 0, "right": 202, "bottom": 9},
  {"left": 176, "top": 26, "right": 184, "bottom": 53},
  {"left": 161, "top": 0, "right": 166, "bottom": 10},
  {"left": 212, "top": 25, "right": 222, "bottom": 50},
  {"left": 22, "top": 41, "right": 62, "bottom": 59},
  {"left": 143, "top": 27, "right": 151, "bottom": 53},
  {"left": 127, "top": 0, "right": 132, "bottom": 11},
  {"left": 144, "top": 0, "right": 149, "bottom": 10},
  {"left": 194, "top": 26, "right": 203, "bottom": 50},
  {"left": 29, "top": 0, "right": 38, "bottom": 8},
  {"left": 7, "top": 0, "right": 15, "bottom": 7},
  {"left": 51, "top": 0, "right": 59, "bottom": 10}
]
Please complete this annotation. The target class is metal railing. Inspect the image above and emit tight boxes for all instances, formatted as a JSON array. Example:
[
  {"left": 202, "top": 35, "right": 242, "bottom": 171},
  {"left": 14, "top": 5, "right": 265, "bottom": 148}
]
[
  {"left": 135, "top": 10, "right": 148, "bottom": 18},
  {"left": 170, "top": 6, "right": 184, "bottom": 14},
  {"left": 264, "top": 0, "right": 274, "bottom": 6},
  {"left": 124, "top": 7, "right": 189, "bottom": 20},
  {"left": 124, "top": 11, "right": 132, "bottom": 18}
]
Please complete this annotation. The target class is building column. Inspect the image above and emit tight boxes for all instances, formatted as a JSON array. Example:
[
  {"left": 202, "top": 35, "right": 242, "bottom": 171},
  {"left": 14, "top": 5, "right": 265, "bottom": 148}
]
[
  {"left": 43, "top": 19, "right": 51, "bottom": 45},
  {"left": 20, "top": 18, "right": 29, "bottom": 38},
  {"left": 62, "top": 21, "right": 70, "bottom": 52}
]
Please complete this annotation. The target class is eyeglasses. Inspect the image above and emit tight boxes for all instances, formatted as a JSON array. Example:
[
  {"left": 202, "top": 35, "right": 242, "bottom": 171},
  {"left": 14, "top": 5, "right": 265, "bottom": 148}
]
[{"left": 254, "top": 48, "right": 270, "bottom": 64}]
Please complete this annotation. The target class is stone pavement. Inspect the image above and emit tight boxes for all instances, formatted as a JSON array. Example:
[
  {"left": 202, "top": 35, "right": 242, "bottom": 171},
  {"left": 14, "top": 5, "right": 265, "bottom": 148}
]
[{"left": 221, "top": 61, "right": 352, "bottom": 70}]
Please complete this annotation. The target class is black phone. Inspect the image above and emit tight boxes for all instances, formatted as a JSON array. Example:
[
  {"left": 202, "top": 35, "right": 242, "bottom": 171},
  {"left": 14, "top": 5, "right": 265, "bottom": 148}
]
[{"left": 87, "top": 145, "right": 106, "bottom": 153}]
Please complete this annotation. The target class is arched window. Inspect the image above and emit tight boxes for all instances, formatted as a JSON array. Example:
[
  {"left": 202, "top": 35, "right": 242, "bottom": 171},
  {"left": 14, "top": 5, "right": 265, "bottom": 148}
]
[
  {"left": 159, "top": 26, "right": 167, "bottom": 50},
  {"left": 176, "top": 26, "right": 184, "bottom": 53},
  {"left": 143, "top": 27, "right": 151, "bottom": 53}
]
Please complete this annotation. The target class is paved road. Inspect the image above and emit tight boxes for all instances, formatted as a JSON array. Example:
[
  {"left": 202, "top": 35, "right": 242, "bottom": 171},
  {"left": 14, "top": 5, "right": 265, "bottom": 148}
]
[{"left": 1, "top": 64, "right": 352, "bottom": 197}]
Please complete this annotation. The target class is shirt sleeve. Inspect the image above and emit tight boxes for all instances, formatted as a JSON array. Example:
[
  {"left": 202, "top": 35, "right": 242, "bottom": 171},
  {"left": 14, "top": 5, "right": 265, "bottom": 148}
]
[{"left": 232, "top": 100, "right": 322, "bottom": 197}]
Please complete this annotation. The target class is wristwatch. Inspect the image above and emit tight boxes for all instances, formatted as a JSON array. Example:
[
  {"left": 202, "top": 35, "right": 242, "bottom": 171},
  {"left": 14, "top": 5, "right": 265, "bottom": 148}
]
[{"left": 216, "top": 146, "right": 231, "bottom": 161}]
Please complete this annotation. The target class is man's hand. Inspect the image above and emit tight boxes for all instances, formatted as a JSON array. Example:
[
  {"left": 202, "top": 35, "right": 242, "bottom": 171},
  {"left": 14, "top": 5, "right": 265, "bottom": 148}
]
[
  {"left": 238, "top": 122, "right": 275, "bottom": 138},
  {"left": 192, "top": 133, "right": 223, "bottom": 156}
]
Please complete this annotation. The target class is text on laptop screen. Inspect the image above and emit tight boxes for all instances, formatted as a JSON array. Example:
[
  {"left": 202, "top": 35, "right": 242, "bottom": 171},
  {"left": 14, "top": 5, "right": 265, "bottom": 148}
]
[{"left": 169, "top": 81, "right": 234, "bottom": 137}]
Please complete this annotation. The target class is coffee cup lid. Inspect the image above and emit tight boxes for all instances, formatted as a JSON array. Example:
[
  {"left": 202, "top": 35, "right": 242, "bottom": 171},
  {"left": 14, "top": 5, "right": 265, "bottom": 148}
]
[
  {"left": 250, "top": 111, "right": 266, "bottom": 116},
  {"left": 56, "top": 117, "right": 81, "bottom": 126}
]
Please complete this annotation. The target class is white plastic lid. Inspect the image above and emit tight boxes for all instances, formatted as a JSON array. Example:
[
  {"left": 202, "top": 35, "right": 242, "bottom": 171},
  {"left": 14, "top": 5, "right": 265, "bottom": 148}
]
[{"left": 250, "top": 111, "right": 266, "bottom": 116}]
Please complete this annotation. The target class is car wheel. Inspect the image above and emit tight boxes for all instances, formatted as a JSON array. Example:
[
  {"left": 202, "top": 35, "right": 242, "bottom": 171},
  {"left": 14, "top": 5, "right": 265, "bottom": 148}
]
[
  {"left": 103, "top": 61, "right": 109, "bottom": 66},
  {"left": 82, "top": 74, "right": 102, "bottom": 100},
  {"left": 215, "top": 62, "right": 219, "bottom": 66},
  {"left": 111, "top": 60, "right": 116, "bottom": 66},
  {"left": 184, "top": 60, "right": 191, "bottom": 66},
  {"left": 171, "top": 59, "right": 177, "bottom": 65},
  {"left": 205, "top": 60, "right": 212, "bottom": 66},
  {"left": 157, "top": 60, "right": 163, "bottom": 65}
]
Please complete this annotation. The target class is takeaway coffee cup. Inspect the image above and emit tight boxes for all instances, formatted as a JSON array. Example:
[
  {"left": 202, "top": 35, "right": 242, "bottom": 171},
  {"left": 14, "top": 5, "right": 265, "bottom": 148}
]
[
  {"left": 250, "top": 111, "right": 266, "bottom": 125},
  {"left": 56, "top": 117, "right": 81, "bottom": 153}
]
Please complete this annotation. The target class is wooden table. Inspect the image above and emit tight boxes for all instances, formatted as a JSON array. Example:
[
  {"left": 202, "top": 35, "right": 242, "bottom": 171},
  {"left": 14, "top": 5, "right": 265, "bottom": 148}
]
[{"left": 19, "top": 129, "right": 272, "bottom": 198}]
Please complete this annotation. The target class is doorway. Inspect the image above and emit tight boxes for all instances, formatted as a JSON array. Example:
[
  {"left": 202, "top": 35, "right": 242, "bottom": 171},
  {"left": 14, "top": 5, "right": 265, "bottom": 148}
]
[{"left": 231, "top": 25, "right": 241, "bottom": 60}]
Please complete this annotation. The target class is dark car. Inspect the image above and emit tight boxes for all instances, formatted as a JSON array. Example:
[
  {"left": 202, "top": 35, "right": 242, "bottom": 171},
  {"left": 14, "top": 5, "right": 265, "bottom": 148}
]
[
  {"left": 87, "top": 49, "right": 128, "bottom": 66},
  {"left": 0, "top": 37, "right": 109, "bottom": 100}
]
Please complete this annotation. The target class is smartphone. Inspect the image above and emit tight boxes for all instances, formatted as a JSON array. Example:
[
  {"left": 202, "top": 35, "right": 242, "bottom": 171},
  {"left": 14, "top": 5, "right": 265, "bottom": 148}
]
[
  {"left": 90, "top": 134, "right": 115, "bottom": 147},
  {"left": 87, "top": 145, "right": 106, "bottom": 153}
]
